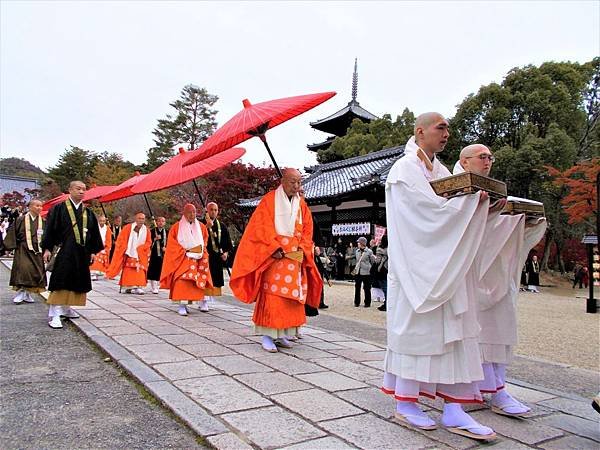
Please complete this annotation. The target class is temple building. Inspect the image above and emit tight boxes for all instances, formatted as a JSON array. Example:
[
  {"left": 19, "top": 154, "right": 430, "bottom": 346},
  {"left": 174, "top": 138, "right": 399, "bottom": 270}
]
[
  {"left": 307, "top": 59, "right": 378, "bottom": 153},
  {"left": 240, "top": 60, "right": 403, "bottom": 246}
]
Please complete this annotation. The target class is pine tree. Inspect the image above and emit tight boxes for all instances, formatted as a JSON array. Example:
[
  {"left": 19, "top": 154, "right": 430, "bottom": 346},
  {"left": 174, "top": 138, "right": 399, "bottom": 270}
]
[{"left": 145, "top": 85, "right": 218, "bottom": 171}]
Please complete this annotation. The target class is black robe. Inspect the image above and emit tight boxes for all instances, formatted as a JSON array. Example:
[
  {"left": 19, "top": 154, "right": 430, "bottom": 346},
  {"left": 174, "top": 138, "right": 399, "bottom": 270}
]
[
  {"left": 4, "top": 214, "right": 47, "bottom": 290},
  {"left": 147, "top": 227, "right": 168, "bottom": 281},
  {"left": 526, "top": 260, "right": 540, "bottom": 286},
  {"left": 42, "top": 201, "right": 104, "bottom": 293},
  {"left": 201, "top": 218, "right": 232, "bottom": 288},
  {"left": 109, "top": 224, "right": 122, "bottom": 261}
]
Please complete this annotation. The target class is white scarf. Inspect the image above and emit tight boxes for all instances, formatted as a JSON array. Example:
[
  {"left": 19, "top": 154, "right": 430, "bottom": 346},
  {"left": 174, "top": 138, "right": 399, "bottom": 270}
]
[
  {"left": 274, "top": 185, "right": 301, "bottom": 237},
  {"left": 453, "top": 160, "right": 465, "bottom": 174},
  {"left": 177, "top": 216, "right": 203, "bottom": 252},
  {"left": 98, "top": 223, "right": 108, "bottom": 246},
  {"left": 125, "top": 224, "right": 147, "bottom": 259},
  {"left": 404, "top": 136, "right": 449, "bottom": 181}
]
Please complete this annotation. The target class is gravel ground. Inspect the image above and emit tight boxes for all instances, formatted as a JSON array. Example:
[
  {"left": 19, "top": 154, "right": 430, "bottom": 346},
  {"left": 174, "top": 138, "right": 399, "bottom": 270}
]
[{"left": 228, "top": 276, "right": 599, "bottom": 371}]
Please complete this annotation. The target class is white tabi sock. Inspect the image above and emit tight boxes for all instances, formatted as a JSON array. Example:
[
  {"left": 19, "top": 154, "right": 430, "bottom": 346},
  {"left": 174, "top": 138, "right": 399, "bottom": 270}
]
[
  {"left": 13, "top": 290, "right": 25, "bottom": 303},
  {"left": 261, "top": 335, "right": 277, "bottom": 352},
  {"left": 441, "top": 403, "right": 494, "bottom": 436},
  {"left": 395, "top": 401, "right": 436, "bottom": 428},
  {"left": 491, "top": 389, "right": 530, "bottom": 414},
  {"left": 48, "top": 305, "right": 63, "bottom": 318}
]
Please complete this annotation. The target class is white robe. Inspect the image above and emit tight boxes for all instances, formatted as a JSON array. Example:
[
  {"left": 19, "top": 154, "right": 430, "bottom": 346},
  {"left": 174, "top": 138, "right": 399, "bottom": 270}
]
[
  {"left": 384, "top": 139, "right": 490, "bottom": 385},
  {"left": 452, "top": 162, "right": 547, "bottom": 365}
]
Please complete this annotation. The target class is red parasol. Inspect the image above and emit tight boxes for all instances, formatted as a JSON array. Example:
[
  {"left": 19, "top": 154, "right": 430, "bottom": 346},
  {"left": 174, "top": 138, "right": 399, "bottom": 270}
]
[
  {"left": 41, "top": 193, "right": 69, "bottom": 218},
  {"left": 183, "top": 91, "right": 336, "bottom": 177},
  {"left": 83, "top": 184, "right": 117, "bottom": 202},
  {"left": 99, "top": 172, "right": 147, "bottom": 203},
  {"left": 99, "top": 171, "right": 154, "bottom": 216},
  {"left": 131, "top": 146, "right": 245, "bottom": 206},
  {"left": 40, "top": 184, "right": 117, "bottom": 218},
  {"left": 83, "top": 184, "right": 117, "bottom": 217}
]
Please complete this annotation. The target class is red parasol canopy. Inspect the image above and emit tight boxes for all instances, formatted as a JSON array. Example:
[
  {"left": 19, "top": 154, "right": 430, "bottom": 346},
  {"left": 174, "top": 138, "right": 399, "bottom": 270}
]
[
  {"left": 41, "top": 193, "right": 69, "bottom": 218},
  {"left": 83, "top": 184, "right": 117, "bottom": 202},
  {"left": 131, "top": 146, "right": 245, "bottom": 195},
  {"left": 183, "top": 91, "right": 336, "bottom": 176},
  {"left": 99, "top": 172, "right": 148, "bottom": 203},
  {"left": 40, "top": 184, "right": 117, "bottom": 218}
]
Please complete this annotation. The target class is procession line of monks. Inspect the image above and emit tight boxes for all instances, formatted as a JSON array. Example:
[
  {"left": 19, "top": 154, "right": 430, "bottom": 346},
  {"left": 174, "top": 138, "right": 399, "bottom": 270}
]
[{"left": 7, "top": 116, "right": 547, "bottom": 441}]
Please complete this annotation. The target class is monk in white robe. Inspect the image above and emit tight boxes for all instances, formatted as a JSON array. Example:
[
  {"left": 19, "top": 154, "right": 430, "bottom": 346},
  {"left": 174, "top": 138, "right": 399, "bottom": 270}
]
[
  {"left": 454, "top": 144, "right": 547, "bottom": 416},
  {"left": 382, "top": 113, "right": 496, "bottom": 440}
]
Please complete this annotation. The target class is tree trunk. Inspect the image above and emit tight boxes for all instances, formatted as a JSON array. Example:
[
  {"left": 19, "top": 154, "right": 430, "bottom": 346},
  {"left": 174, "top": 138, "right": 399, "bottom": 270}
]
[
  {"left": 541, "top": 229, "right": 553, "bottom": 271},
  {"left": 555, "top": 242, "right": 566, "bottom": 274}
]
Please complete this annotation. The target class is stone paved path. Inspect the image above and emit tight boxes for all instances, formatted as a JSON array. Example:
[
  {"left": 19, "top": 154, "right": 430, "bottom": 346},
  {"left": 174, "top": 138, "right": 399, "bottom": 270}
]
[{"left": 3, "top": 261, "right": 599, "bottom": 449}]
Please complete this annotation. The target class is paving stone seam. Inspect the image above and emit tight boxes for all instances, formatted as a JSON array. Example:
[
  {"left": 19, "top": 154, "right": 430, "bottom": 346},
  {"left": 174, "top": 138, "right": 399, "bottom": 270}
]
[
  {"left": 7, "top": 262, "right": 594, "bottom": 449},
  {"left": 68, "top": 314, "right": 240, "bottom": 443},
  {"left": 78, "top": 294, "right": 593, "bottom": 447}
]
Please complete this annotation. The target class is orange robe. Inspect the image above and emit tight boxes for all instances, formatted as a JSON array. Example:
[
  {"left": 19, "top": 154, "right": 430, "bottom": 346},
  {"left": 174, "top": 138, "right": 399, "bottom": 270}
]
[
  {"left": 90, "top": 226, "right": 112, "bottom": 273},
  {"left": 230, "top": 190, "right": 322, "bottom": 330},
  {"left": 160, "top": 221, "right": 212, "bottom": 301},
  {"left": 106, "top": 223, "right": 151, "bottom": 287}
]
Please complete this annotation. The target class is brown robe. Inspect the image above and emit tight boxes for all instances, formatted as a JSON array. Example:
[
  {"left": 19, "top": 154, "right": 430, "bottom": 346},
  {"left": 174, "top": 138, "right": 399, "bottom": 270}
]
[{"left": 4, "top": 214, "right": 47, "bottom": 292}]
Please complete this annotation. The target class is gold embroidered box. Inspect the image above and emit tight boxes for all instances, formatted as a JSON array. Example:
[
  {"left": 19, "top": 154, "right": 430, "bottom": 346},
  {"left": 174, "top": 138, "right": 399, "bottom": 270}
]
[
  {"left": 430, "top": 173, "right": 507, "bottom": 200},
  {"left": 502, "top": 197, "right": 545, "bottom": 218}
]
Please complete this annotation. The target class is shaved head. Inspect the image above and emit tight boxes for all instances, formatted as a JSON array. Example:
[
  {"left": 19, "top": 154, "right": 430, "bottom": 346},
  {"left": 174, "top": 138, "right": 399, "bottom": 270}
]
[
  {"left": 414, "top": 112, "right": 450, "bottom": 155},
  {"left": 414, "top": 112, "right": 445, "bottom": 134},
  {"left": 28, "top": 199, "right": 43, "bottom": 217},
  {"left": 68, "top": 180, "right": 86, "bottom": 203},
  {"left": 183, "top": 203, "right": 196, "bottom": 213},
  {"left": 459, "top": 144, "right": 494, "bottom": 176},
  {"left": 134, "top": 212, "right": 146, "bottom": 227},
  {"left": 281, "top": 168, "right": 302, "bottom": 197},
  {"left": 183, "top": 203, "right": 196, "bottom": 222},
  {"left": 68, "top": 180, "right": 86, "bottom": 190},
  {"left": 460, "top": 144, "right": 489, "bottom": 159},
  {"left": 206, "top": 202, "right": 219, "bottom": 220}
]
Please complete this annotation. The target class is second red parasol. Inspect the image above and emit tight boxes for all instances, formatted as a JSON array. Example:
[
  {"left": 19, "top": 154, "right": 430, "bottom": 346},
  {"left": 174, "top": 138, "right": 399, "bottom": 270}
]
[
  {"left": 183, "top": 91, "right": 336, "bottom": 177},
  {"left": 130, "top": 146, "right": 245, "bottom": 206}
]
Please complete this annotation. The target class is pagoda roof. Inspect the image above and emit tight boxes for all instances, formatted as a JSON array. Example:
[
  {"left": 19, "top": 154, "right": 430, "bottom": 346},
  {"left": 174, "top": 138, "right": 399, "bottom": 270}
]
[
  {"left": 239, "top": 145, "right": 405, "bottom": 207},
  {"left": 309, "top": 100, "right": 378, "bottom": 136},
  {"left": 307, "top": 136, "right": 336, "bottom": 151}
]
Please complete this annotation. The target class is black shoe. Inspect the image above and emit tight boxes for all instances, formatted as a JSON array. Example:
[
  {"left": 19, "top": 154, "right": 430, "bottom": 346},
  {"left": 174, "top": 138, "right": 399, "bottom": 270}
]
[
  {"left": 318, "top": 304, "right": 329, "bottom": 309},
  {"left": 364, "top": 304, "right": 370, "bottom": 308},
  {"left": 354, "top": 303, "right": 360, "bottom": 307},
  {"left": 378, "top": 304, "right": 387, "bottom": 311}
]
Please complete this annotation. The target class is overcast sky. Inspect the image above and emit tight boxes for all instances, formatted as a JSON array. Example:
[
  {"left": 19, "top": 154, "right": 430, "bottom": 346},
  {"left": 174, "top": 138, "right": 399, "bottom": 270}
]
[{"left": 1, "top": 1, "right": 598, "bottom": 174}]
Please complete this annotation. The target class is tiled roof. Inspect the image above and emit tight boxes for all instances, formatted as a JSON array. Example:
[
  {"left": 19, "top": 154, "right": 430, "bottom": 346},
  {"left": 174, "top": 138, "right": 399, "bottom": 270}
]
[
  {"left": 307, "top": 136, "right": 336, "bottom": 151},
  {"left": 310, "top": 101, "right": 378, "bottom": 128},
  {"left": 239, "top": 145, "right": 405, "bottom": 207}
]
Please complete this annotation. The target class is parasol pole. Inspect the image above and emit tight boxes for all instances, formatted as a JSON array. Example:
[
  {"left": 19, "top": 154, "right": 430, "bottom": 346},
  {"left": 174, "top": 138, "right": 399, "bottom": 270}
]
[
  {"left": 259, "top": 135, "right": 283, "bottom": 178},
  {"left": 142, "top": 193, "right": 155, "bottom": 220},
  {"left": 100, "top": 202, "right": 107, "bottom": 217},
  {"left": 192, "top": 179, "right": 207, "bottom": 208}
]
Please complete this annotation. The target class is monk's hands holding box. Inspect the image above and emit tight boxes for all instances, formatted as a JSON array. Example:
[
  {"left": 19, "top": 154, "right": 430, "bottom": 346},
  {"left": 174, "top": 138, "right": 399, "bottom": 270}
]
[{"left": 489, "top": 197, "right": 507, "bottom": 213}]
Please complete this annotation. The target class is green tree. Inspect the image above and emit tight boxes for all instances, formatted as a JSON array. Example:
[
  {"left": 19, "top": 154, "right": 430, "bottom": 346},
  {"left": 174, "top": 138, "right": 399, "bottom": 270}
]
[
  {"left": 317, "top": 109, "right": 415, "bottom": 163},
  {"left": 145, "top": 84, "right": 219, "bottom": 171},
  {"left": 445, "top": 59, "right": 598, "bottom": 165},
  {"left": 47, "top": 146, "right": 100, "bottom": 191},
  {"left": 446, "top": 58, "right": 598, "bottom": 273}
]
